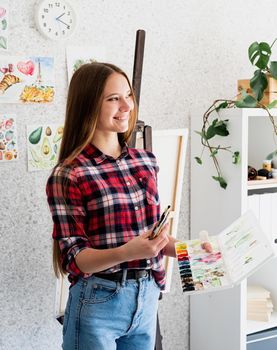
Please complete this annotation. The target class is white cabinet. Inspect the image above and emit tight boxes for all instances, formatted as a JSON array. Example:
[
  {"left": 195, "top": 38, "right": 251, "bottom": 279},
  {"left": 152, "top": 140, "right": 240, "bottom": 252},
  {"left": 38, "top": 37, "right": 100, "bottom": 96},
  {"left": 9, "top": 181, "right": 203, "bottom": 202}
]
[{"left": 191, "top": 108, "right": 277, "bottom": 350}]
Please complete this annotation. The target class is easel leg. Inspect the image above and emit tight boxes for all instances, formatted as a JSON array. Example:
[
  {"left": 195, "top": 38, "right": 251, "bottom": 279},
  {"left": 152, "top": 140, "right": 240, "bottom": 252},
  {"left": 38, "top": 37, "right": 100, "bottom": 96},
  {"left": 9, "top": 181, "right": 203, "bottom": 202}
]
[{"left": 155, "top": 314, "right": 163, "bottom": 350}]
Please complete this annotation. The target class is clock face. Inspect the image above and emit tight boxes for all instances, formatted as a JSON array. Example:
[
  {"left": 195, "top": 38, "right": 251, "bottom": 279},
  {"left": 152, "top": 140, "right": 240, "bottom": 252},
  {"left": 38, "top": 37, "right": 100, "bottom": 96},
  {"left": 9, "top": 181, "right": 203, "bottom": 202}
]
[{"left": 35, "top": 1, "right": 77, "bottom": 40}]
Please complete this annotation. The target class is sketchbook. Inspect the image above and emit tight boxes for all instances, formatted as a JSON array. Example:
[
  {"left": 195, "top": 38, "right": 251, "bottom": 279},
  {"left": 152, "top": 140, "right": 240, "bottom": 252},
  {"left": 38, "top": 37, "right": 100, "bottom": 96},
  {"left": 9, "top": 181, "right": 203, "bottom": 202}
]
[{"left": 176, "top": 210, "right": 275, "bottom": 295}]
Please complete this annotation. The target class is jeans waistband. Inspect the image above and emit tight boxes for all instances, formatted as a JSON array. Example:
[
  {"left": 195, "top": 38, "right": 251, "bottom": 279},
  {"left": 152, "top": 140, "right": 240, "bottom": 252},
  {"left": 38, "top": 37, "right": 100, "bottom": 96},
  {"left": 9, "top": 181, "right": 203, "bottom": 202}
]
[{"left": 94, "top": 269, "right": 151, "bottom": 283}]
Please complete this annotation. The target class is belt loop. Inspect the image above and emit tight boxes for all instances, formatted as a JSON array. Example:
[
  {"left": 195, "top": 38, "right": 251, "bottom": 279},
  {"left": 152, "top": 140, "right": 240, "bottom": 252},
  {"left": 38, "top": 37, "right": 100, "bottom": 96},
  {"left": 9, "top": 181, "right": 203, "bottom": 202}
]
[{"left": 121, "top": 269, "right": 127, "bottom": 286}]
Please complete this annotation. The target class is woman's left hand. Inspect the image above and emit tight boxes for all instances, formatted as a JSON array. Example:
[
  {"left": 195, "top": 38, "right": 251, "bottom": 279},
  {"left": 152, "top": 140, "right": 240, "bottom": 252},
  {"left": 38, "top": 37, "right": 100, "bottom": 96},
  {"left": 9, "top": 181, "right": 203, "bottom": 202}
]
[{"left": 162, "top": 234, "right": 178, "bottom": 257}]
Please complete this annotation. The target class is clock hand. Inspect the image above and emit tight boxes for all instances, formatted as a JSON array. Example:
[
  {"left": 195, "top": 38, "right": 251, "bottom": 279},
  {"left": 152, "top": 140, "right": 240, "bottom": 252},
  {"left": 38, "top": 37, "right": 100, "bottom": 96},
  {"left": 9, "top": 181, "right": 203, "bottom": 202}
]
[
  {"left": 56, "top": 12, "right": 65, "bottom": 20},
  {"left": 56, "top": 18, "right": 69, "bottom": 27}
]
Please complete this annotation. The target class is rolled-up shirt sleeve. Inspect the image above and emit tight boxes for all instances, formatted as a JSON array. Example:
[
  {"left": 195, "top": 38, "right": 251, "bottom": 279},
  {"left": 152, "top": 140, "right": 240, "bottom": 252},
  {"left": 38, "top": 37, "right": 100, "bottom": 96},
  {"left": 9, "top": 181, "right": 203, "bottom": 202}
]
[{"left": 46, "top": 165, "right": 91, "bottom": 277}]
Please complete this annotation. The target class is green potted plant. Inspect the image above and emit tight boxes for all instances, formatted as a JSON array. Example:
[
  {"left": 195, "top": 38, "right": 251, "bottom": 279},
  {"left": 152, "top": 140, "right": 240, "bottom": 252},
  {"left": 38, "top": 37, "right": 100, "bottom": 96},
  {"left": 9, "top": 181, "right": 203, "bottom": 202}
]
[
  {"left": 195, "top": 39, "right": 277, "bottom": 189},
  {"left": 238, "top": 39, "right": 277, "bottom": 104}
]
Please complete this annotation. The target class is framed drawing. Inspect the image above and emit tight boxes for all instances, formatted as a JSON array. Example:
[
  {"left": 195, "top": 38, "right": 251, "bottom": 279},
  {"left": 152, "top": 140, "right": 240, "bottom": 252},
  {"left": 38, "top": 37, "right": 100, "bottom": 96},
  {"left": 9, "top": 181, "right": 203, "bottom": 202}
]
[{"left": 54, "top": 128, "right": 188, "bottom": 317}]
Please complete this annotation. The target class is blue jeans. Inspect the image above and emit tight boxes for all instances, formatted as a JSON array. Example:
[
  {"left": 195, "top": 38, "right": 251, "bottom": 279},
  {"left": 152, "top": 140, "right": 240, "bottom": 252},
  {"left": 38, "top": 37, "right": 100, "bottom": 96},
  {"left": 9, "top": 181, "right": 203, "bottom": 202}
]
[{"left": 62, "top": 273, "right": 160, "bottom": 350}]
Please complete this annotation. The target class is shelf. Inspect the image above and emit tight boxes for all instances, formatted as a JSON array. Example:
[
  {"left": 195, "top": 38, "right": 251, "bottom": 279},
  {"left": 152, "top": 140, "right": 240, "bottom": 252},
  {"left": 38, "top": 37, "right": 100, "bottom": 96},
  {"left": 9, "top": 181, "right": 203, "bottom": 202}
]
[
  {"left": 247, "top": 311, "right": 277, "bottom": 335},
  {"left": 248, "top": 179, "right": 277, "bottom": 190},
  {"left": 191, "top": 108, "right": 277, "bottom": 350}
]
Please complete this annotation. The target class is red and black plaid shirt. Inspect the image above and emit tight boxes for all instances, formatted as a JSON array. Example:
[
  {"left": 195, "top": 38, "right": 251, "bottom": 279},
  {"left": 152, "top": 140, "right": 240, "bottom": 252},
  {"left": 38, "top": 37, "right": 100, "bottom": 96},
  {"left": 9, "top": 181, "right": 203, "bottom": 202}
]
[{"left": 46, "top": 143, "right": 166, "bottom": 289}]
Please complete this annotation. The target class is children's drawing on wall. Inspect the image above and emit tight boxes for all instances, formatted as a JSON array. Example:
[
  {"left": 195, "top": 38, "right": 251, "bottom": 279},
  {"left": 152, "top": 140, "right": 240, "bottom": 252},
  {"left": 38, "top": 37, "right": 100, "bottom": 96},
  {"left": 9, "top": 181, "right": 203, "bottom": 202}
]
[
  {"left": 0, "top": 114, "right": 17, "bottom": 161},
  {"left": 66, "top": 45, "right": 106, "bottom": 83},
  {"left": 0, "top": 56, "right": 54, "bottom": 103},
  {"left": 27, "top": 124, "right": 63, "bottom": 171},
  {"left": 0, "top": 1, "right": 9, "bottom": 51}
]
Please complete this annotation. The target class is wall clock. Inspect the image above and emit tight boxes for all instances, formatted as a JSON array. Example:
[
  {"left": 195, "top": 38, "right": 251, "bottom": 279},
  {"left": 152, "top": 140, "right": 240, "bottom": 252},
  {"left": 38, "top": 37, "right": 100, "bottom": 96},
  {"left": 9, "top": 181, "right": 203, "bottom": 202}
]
[{"left": 35, "top": 0, "right": 77, "bottom": 40}]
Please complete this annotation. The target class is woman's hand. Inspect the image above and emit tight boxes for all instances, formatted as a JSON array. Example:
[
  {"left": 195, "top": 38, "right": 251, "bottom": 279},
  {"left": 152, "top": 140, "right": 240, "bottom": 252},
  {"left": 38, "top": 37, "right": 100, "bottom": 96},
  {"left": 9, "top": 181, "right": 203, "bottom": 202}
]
[{"left": 122, "top": 223, "right": 170, "bottom": 262}]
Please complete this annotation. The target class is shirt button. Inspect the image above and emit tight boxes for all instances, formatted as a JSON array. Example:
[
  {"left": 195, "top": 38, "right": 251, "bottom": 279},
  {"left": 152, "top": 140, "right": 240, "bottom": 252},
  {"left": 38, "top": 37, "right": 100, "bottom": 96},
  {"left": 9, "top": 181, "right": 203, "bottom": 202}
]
[
  {"left": 126, "top": 181, "right": 131, "bottom": 186},
  {"left": 135, "top": 206, "right": 139, "bottom": 211},
  {"left": 147, "top": 259, "right": 151, "bottom": 264},
  {"left": 116, "top": 160, "right": 120, "bottom": 164}
]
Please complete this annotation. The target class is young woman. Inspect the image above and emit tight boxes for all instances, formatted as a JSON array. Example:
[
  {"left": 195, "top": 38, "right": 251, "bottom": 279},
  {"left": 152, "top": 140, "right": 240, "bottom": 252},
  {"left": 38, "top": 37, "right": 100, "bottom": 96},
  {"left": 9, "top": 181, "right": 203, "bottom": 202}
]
[{"left": 46, "top": 62, "right": 177, "bottom": 350}]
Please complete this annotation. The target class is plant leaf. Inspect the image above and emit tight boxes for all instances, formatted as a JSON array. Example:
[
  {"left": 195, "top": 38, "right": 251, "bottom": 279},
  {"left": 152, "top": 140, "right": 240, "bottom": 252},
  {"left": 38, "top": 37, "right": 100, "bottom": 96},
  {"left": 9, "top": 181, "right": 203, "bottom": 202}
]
[
  {"left": 215, "top": 101, "right": 228, "bottom": 112},
  {"left": 195, "top": 156, "right": 202, "bottom": 165},
  {"left": 214, "top": 119, "right": 229, "bottom": 128},
  {"left": 206, "top": 125, "right": 216, "bottom": 139},
  {"left": 215, "top": 126, "right": 229, "bottom": 136},
  {"left": 267, "top": 100, "right": 277, "bottom": 109},
  {"left": 194, "top": 130, "right": 207, "bottom": 140},
  {"left": 210, "top": 150, "right": 218, "bottom": 157},
  {"left": 212, "top": 176, "right": 227, "bottom": 189},
  {"left": 269, "top": 61, "right": 277, "bottom": 79},
  {"left": 248, "top": 41, "right": 271, "bottom": 69},
  {"left": 211, "top": 118, "right": 218, "bottom": 125},
  {"left": 235, "top": 93, "right": 257, "bottom": 108},
  {"left": 232, "top": 151, "right": 240, "bottom": 164},
  {"left": 250, "top": 70, "right": 268, "bottom": 101},
  {"left": 240, "top": 89, "right": 248, "bottom": 99},
  {"left": 266, "top": 150, "right": 277, "bottom": 160}
]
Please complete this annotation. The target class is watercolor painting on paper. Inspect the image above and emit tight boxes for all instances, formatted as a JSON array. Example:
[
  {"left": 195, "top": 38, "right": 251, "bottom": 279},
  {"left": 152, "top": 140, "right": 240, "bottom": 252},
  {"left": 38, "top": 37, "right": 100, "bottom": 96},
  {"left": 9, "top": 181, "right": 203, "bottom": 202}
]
[
  {"left": 0, "top": 1, "right": 9, "bottom": 51},
  {"left": 176, "top": 211, "right": 274, "bottom": 295},
  {"left": 0, "top": 56, "right": 54, "bottom": 103},
  {"left": 218, "top": 210, "right": 274, "bottom": 283},
  {"left": 66, "top": 45, "right": 106, "bottom": 83},
  {"left": 27, "top": 124, "right": 63, "bottom": 171},
  {"left": 0, "top": 114, "right": 17, "bottom": 161}
]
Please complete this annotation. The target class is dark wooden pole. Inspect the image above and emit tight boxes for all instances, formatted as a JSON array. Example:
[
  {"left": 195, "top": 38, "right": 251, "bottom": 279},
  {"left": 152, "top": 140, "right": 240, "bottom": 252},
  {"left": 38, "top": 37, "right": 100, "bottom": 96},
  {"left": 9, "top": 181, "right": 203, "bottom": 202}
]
[
  {"left": 129, "top": 30, "right": 152, "bottom": 151},
  {"left": 132, "top": 29, "right": 145, "bottom": 110}
]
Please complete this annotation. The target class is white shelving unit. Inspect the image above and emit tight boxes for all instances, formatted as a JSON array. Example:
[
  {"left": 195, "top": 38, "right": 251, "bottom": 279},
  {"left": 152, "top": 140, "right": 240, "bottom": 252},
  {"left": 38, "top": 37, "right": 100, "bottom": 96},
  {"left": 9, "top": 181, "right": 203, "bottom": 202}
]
[{"left": 191, "top": 108, "right": 277, "bottom": 350}]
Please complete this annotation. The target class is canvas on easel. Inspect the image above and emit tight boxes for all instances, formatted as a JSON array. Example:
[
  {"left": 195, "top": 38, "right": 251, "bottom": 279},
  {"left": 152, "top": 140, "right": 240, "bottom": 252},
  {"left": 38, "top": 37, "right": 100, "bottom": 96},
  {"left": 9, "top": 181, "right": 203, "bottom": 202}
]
[{"left": 136, "top": 128, "right": 188, "bottom": 292}]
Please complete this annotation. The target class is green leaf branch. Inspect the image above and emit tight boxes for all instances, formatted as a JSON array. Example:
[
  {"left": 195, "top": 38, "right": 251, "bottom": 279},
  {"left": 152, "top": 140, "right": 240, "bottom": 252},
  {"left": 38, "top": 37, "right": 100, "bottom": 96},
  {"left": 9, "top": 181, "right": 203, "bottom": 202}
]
[
  {"left": 248, "top": 38, "right": 277, "bottom": 101},
  {"left": 196, "top": 39, "right": 277, "bottom": 189},
  {"left": 196, "top": 95, "right": 277, "bottom": 189}
]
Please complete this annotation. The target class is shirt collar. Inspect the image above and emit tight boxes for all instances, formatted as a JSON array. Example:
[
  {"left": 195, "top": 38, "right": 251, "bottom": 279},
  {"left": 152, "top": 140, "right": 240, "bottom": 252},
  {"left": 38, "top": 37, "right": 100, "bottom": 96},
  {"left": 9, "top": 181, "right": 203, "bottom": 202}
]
[{"left": 82, "top": 142, "right": 134, "bottom": 165}]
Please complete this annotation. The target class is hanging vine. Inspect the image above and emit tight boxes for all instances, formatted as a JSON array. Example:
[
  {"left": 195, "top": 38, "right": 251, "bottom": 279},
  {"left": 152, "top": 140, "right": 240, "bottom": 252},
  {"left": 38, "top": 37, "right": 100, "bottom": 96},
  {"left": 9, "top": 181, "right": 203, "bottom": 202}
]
[
  {"left": 195, "top": 94, "right": 277, "bottom": 189},
  {"left": 195, "top": 39, "right": 277, "bottom": 189}
]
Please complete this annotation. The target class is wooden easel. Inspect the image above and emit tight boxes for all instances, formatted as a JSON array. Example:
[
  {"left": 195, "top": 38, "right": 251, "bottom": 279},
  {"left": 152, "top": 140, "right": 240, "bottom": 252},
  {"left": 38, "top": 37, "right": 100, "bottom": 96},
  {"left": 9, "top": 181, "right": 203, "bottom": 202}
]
[{"left": 130, "top": 29, "right": 163, "bottom": 350}]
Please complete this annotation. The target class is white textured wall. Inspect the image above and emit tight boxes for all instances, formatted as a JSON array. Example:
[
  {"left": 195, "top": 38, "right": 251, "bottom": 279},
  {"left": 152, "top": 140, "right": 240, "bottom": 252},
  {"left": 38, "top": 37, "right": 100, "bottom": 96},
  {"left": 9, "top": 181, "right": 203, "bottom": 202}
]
[{"left": 1, "top": 1, "right": 277, "bottom": 349}]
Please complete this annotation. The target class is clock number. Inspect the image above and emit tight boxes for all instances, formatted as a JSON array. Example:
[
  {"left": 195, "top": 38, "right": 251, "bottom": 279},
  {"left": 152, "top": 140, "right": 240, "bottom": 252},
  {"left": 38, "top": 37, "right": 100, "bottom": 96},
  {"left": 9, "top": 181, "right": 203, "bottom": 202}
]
[
  {"left": 43, "top": 22, "right": 47, "bottom": 27},
  {"left": 67, "top": 25, "right": 70, "bottom": 30},
  {"left": 55, "top": 31, "right": 58, "bottom": 36},
  {"left": 48, "top": 28, "right": 52, "bottom": 32},
  {"left": 41, "top": 15, "right": 45, "bottom": 19},
  {"left": 48, "top": 3, "right": 53, "bottom": 8},
  {"left": 43, "top": 8, "right": 49, "bottom": 13},
  {"left": 55, "top": 2, "right": 60, "bottom": 6},
  {"left": 62, "top": 30, "right": 65, "bottom": 35},
  {"left": 67, "top": 11, "right": 71, "bottom": 15}
]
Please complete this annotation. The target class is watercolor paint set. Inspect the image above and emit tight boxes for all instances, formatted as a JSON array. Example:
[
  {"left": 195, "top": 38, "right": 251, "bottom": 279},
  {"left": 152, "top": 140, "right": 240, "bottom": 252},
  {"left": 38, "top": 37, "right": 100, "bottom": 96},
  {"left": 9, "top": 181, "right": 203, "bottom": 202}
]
[{"left": 175, "top": 210, "right": 275, "bottom": 294}]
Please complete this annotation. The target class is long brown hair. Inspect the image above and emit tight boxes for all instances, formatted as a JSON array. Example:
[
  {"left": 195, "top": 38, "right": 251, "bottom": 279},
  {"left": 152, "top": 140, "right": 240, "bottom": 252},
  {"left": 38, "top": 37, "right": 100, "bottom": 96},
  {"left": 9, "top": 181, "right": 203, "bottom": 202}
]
[{"left": 53, "top": 62, "right": 137, "bottom": 277}]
